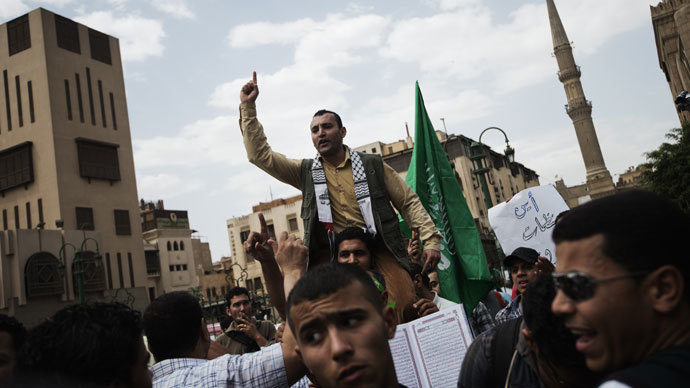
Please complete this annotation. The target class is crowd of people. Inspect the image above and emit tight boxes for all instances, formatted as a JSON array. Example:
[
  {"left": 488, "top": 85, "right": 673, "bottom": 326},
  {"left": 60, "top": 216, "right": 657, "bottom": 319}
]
[{"left": 0, "top": 73, "right": 688, "bottom": 387}]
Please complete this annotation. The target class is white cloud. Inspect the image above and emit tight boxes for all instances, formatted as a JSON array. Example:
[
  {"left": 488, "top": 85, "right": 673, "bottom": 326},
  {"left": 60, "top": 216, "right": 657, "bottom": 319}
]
[
  {"left": 74, "top": 11, "right": 165, "bottom": 62},
  {"left": 0, "top": 0, "right": 29, "bottom": 19},
  {"left": 150, "top": 0, "right": 194, "bottom": 19},
  {"left": 381, "top": 0, "right": 649, "bottom": 93},
  {"left": 133, "top": 115, "right": 242, "bottom": 169},
  {"left": 228, "top": 18, "right": 319, "bottom": 48},
  {"left": 346, "top": 2, "right": 374, "bottom": 14},
  {"left": 137, "top": 173, "right": 203, "bottom": 199},
  {"left": 30, "top": 0, "right": 77, "bottom": 7}
]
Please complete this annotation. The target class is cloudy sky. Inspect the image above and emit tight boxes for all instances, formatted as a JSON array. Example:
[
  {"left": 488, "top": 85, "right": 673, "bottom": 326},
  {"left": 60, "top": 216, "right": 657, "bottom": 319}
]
[{"left": 1, "top": 0, "right": 678, "bottom": 260}]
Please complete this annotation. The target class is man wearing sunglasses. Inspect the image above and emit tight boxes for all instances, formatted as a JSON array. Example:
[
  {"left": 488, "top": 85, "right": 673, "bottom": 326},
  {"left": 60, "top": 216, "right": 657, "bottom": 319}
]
[{"left": 551, "top": 190, "right": 690, "bottom": 387}]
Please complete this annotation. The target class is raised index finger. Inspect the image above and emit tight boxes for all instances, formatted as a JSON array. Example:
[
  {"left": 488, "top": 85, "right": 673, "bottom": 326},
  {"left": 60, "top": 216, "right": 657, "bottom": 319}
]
[
  {"left": 252, "top": 71, "right": 257, "bottom": 84},
  {"left": 258, "top": 212, "right": 268, "bottom": 237}
]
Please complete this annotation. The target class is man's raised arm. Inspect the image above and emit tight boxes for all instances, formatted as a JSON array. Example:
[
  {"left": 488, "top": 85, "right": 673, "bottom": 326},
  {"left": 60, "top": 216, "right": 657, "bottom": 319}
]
[{"left": 239, "top": 71, "right": 303, "bottom": 190}]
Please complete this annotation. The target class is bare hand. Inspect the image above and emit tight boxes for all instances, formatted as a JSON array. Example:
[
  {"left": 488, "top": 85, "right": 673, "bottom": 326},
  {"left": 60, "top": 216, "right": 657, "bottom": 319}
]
[
  {"left": 413, "top": 298, "right": 439, "bottom": 317},
  {"left": 244, "top": 213, "right": 276, "bottom": 263},
  {"left": 422, "top": 249, "right": 441, "bottom": 274},
  {"left": 407, "top": 239, "right": 422, "bottom": 264},
  {"left": 275, "top": 322, "right": 286, "bottom": 343},
  {"left": 275, "top": 232, "right": 308, "bottom": 275},
  {"left": 240, "top": 71, "right": 259, "bottom": 103},
  {"left": 536, "top": 256, "right": 555, "bottom": 277},
  {"left": 236, "top": 313, "right": 261, "bottom": 341}
]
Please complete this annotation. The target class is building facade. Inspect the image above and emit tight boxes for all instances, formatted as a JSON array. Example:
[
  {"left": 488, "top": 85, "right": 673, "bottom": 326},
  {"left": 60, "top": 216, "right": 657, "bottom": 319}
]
[
  {"left": 651, "top": 0, "right": 690, "bottom": 123},
  {"left": 0, "top": 9, "right": 147, "bottom": 323},
  {"left": 140, "top": 200, "right": 198, "bottom": 300}
]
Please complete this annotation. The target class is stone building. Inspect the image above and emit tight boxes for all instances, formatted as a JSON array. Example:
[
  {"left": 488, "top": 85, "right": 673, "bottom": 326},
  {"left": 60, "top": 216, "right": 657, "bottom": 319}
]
[
  {"left": 546, "top": 0, "right": 615, "bottom": 199},
  {"left": 0, "top": 9, "right": 148, "bottom": 324},
  {"left": 140, "top": 200, "right": 198, "bottom": 300},
  {"left": 226, "top": 195, "right": 302, "bottom": 294},
  {"left": 651, "top": 0, "right": 690, "bottom": 123}
]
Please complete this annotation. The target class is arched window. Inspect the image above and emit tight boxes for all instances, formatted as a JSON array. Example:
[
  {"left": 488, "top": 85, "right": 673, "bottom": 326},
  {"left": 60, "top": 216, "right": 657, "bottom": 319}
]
[
  {"left": 173, "top": 241, "right": 178, "bottom": 251},
  {"left": 71, "top": 251, "right": 106, "bottom": 293},
  {"left": 179, "top": 241, "right": 184, "bottom": 251},
  {"left": 166, "top": 241, "right": 171, "bottom": 251},
  {"left": 25, "top": 252, "right": 64, "bottom": 298}
]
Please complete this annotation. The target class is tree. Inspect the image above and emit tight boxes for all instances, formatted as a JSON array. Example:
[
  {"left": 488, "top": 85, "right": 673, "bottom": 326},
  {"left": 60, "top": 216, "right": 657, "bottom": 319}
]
[{"left": 643, "top": 121, "right": 690, "bottom": 214}]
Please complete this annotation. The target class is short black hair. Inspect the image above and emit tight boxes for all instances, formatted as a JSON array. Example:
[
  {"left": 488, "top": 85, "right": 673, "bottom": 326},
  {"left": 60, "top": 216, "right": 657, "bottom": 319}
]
[
  {"left": 408, "top": 262, "right": 430, "bottom": 288},
  {"left": 335, "top": 227, "right": 376, "bottom": 256},
  {"left": 313, "top": 109, "right": 343, "bottom": 128},
  {"left": 553, "top": 190, "right": 689, "bottom": 298},
  {"left": 144, "top": 291, "right": 203, "bottom": 361},
  {"left": 286, "top": 263, "right": 383, "bottom": 331},
  {"left": 16, "top": 302, "right": 142, "bottom": 386},
  {"left": 226, "top": 286, "right": 250, "bottom": 305},
  {"left": 0, "top": 314, "right": 26, "bottom": 352},
  {"left": 523, "top": 275, "right": 587, "bottom": 370}
]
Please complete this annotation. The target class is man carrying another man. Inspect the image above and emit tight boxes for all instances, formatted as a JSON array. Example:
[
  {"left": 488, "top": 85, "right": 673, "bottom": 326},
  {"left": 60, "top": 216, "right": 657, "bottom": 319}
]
[{"left": 239, "top": 72, "right": 441, "bottom": 320}]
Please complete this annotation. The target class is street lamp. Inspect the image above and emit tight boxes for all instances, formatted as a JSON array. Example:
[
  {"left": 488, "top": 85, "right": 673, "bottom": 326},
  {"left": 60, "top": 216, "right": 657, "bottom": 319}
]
[
  {"left": 58, "top": 237, "right": 102, "bottom": 304},
  {"left": 470, "top": 127, "right": 515, "bottom": 211}
]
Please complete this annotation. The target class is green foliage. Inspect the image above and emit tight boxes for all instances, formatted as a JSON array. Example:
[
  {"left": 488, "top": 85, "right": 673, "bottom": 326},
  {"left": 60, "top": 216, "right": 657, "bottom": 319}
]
[{"left": 642, "top": 121, "right": 690, "bottom": 214}]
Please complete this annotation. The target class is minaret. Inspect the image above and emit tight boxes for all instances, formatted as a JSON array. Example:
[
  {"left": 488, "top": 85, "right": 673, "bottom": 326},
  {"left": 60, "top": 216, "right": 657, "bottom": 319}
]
[{"left": 546, "top": 0, "right": 615, "bottom": 198}]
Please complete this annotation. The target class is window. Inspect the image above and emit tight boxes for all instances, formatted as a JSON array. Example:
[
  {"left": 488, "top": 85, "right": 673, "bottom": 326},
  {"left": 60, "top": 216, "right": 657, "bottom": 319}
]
[
  {"left": 25, "top": 252, "right": 63, "bottom": 297},
  {"left": 114, "top": 210, "right": 131, "bottom": 235},
  {"left": 169, "top": 265, "right": 175, "bottom": 272},
  {"left": 76, "top": 138, "right": 120, "bottom": 181},
  {"left": 37, "top": 198, "right": 43, "bottom": 224},
  {"left": 13, "top": 205, "right": 19, "bottom": 229},
  {"left": 212, "top": 287, "right": 217, "bottom": 297},
  {"left": 116, "top": 252, "right": 124, "bottom": 288},
  {"left": 0, "top": 142, "right": 33, "bottom": 193},
  {"left": 105, "top": 253, "right": 113, "bottom": 289},
  {"left": 173, "top": 241, "right": 178, "bottom": 251},
  {"left": 176, "top": 265, "right": 181, "bottom": 271},
  {"left": 206, "top": 288, "right": 211, "bottom": 300},
  {"left": 2, "top": 209, "right": 7, "bottom": 230},
  {"left": 254, "top": 277, "right": 263, "bottom": 292},
  {"left": 239, "top": 230, "right": 250, "bottom": 243},
  {"left": 98, "top": 80, "right": 106, "bottom": 127},
  {"left": 72, "top": 250, "right": 105, "bottom": 292},
  {"left": 182, "top": 264, "right": 188, "bottom": 271},
  {"left": 55, "top": 14, "right": 80, "bottom": 54},
  {"left": 76, "top": 207, "right": 94, "bottom": 230},
  {"left": 86, "top": 68, "right": 95, "bottom": 125},
  {"left": 180, "top": 241, "right": 184, "bottom": 250},
  {"left": 28, "top": 81, "right": 34, "bottom": 123},
  {"left": 246, "top": 279, "right": 254, "bottom": 291},
  {"left": 109, "top": 92, "right": 117, "bottom": 130},
  {"left": 7, "top": 14, "right": 31, "bottom": 56},
  {"left": 15, "top": 76, "right": 23, "bottom": 127},
  {"left": 88, "top": 28, "right": 111, "bottom": 65},
  {"left": 63, "top": 79, "right": 73, "bottom": 120},
  {"left": 128, "top": 252, "right": 134, "bottom": 288},
  {"left": 75, "top": 73, "right": 84, "bottom": 122},
  {"left": 166, "top": 241, "right": 171, "bottom": 251},
  {"left": 25, "top": 202, "right": 31, "bottom": 229},
  {"left": 288, "top": 217, "right": 298, "bottom": 232},
  {"left": 266, "top": 224, "right": 276, "bottom": 240},
  {"left": 3, "top": 70, "right": 11, "bottom": 131}
]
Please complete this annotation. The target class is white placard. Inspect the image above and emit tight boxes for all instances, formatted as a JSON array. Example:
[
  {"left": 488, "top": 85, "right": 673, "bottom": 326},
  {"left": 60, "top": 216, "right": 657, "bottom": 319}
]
[{"left": 488, "top": 185, "right": 569, "bottom": 263}]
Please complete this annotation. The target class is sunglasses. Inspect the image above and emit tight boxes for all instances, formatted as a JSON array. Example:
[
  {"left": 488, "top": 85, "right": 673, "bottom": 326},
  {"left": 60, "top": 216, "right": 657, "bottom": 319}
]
[{"left": 552, "top": 270, "right": 649, "bottom": 302}]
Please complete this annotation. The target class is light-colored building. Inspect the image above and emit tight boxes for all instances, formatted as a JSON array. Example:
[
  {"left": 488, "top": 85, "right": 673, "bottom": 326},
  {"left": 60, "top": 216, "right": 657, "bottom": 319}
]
[
  {"left": 651, "top": 0, "right": 690, "bottom": 123},
  {"left": 616, "top": 165, "right": 648, "bottom": 191},
  {"left": 356, "top": 130, "right": 540, "bottom": 229},
  {"left": 140, "top": 200, "right": 198, "bottom": 300},
  {"left": 227, "top": 195, "right": 302, "bottom": 293},
  {"left": 546, "top": 0, "right": 615, "bottom": 199},
  {"left": 0, "top": 9, "right": 148, "bottom": 323}
]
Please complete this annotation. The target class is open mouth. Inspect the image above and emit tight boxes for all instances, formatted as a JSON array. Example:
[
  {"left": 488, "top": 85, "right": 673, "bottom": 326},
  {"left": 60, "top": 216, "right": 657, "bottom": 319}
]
[
  {"left": 569, "top": 327, "right": 596, "bottom": 353},
  {"left": 518, "top": 280, "right": 529, "bottom": 288},
  {"left": 338, "top": 365, "right": 365, "bottom": 383},
  {"left": 318, "top": 140, "right": 330, "bottom": 147}
]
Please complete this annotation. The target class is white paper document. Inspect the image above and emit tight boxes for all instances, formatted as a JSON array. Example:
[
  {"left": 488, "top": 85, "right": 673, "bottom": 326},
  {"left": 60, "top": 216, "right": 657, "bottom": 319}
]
[{"left": 389, "top": 304, "right": 474, "bottom": 388}]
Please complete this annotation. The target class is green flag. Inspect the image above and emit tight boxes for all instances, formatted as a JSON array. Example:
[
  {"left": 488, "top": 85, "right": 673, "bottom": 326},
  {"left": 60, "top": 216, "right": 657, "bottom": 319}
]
[{"left": 406, "top": 81, "right": 492, "bottom": 314}]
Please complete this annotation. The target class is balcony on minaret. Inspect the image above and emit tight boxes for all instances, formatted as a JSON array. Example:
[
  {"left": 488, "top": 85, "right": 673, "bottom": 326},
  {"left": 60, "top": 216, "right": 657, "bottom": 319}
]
[
  {"left": 564, "top": 99, "right": 592, "bottom": 114},
  {"left": 557, "top": 65, "right": 581, "bottom": 82}
]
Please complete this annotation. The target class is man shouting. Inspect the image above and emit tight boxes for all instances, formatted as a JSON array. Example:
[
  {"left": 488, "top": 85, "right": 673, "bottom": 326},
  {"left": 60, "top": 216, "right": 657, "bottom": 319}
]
[{"left": 239, "top": 72, "right": 441, "bottom": 319}]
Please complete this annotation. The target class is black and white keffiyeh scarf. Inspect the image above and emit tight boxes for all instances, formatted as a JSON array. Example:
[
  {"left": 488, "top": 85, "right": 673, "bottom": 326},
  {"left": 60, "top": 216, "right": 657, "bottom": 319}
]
[{"left": 311, "top": 146, "right": 377, "bottom": 256}]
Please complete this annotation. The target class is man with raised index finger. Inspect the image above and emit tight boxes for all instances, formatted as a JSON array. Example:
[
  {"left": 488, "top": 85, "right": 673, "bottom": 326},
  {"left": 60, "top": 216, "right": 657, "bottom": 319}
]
[{"left": 238, "top": 71, "right": 442, "bottom": 321}]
